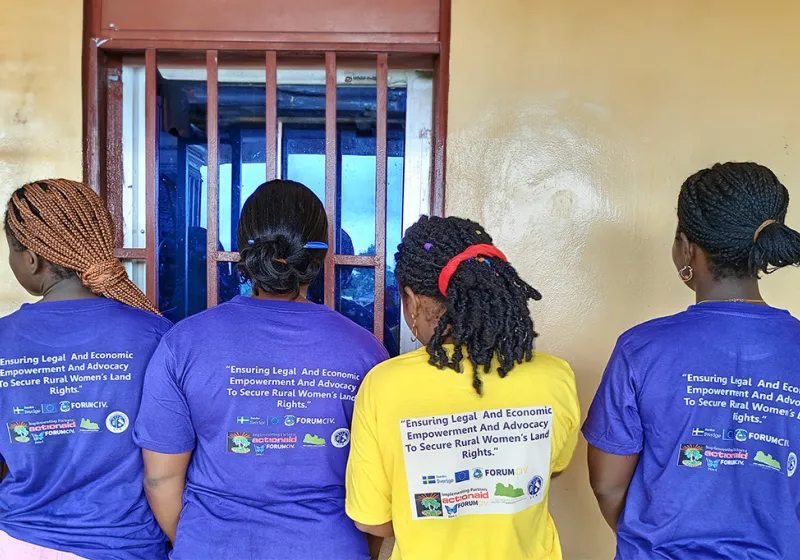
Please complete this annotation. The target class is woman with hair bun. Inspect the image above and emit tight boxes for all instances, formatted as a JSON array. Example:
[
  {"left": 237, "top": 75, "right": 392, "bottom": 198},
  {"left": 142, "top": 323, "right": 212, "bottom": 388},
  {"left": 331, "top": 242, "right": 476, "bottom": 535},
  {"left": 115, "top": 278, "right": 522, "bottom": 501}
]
[
  {"left": 135, "top": 180, "right": 388, "bottom": 560},
  {"left": 585, "top": 162, "right": 800, "bottom": 559}
]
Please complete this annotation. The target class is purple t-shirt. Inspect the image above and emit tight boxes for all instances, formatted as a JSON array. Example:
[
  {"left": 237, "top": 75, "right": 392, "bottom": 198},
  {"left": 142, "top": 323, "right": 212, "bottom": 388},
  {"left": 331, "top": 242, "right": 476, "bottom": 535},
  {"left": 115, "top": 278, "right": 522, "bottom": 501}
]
[
  {"left": 584, "top": 302, "right": 800, "bottom": 559},
  {"left": 0, "top": 299, "right": 170, "bottom": 560},
  {"left": 134, "top": 296, "right": 389, "bottom": 560}
]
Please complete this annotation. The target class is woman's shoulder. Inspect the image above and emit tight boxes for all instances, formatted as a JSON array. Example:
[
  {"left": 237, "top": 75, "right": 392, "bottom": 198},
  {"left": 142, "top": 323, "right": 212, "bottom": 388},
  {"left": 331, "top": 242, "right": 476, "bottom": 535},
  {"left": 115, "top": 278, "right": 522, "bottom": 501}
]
[
  {"left": 106, "top": 300, "right": 173, "bottom": 332},
  {"left": 0, "top": 299, "right": 171, "bottom": 335},
  {"left": 505, "top": 351, "right": 577, "bottom": 392},
  {"left": 614, "top": 309, "right": 698, "bottom": 350},
  {"left": 367, "top": 345, "right": 425, "bottom": 369},
  {"left": 526, "top": 351, "right": 575, "bottom": 377},
  {"left": 323, "top": 309, "right": 387, "bottom": 349},
  {"left": 359, "top": 347, "right": 430, "bottom": 388}
]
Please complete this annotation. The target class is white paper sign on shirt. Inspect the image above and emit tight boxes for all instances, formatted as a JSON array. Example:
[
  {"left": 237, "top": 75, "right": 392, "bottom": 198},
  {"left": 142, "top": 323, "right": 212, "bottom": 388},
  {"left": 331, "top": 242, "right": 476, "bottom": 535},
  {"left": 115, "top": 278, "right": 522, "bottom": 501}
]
[{"left": 401, "top": 406, "right": 552, "bottom": 520}]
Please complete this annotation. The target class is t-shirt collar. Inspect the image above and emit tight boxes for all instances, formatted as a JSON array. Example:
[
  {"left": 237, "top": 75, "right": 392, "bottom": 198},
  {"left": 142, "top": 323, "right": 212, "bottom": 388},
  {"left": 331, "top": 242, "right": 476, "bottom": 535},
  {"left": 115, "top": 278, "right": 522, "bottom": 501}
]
[
  {"left": 687, "top": 301, "right": 791, "bottom": 318},
  {"left": 228, "top": 295, "right": 329, "bottom": 313},
  {"left": 17, "top": 298, "right": 116, "bottom": 314}
]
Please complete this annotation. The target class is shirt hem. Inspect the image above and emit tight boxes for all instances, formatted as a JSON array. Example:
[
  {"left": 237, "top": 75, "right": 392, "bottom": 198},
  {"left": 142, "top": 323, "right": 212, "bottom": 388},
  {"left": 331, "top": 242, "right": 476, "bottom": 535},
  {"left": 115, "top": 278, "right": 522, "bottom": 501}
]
[
  {"left": 344, "top": 504, "right": 392, "bottom": 527},
  {"left": 0, "top": 523, "right": 168, "bottom": 560},
  {"left": 135, "top": 437, "right": 195, "bottom": 454},
  {"left": 582, "top": 429, "right": 642, "bottom": 456}
]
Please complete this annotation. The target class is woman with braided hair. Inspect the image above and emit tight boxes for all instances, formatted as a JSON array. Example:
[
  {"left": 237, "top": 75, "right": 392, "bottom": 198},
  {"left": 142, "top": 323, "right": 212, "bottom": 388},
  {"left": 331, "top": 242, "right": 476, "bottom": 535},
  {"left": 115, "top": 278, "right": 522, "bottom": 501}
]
[
  {"left": 345, "top": 216, "right": 580, "bottom": 560},
  {"left": 0, "top": 179, "right": 169, "bottom": 559},
  {"left": 584, "top": 162, "right": 800, "bottom": 559},
  {"left": 5, "top": 179, "right": 158, "bottom": 313}
]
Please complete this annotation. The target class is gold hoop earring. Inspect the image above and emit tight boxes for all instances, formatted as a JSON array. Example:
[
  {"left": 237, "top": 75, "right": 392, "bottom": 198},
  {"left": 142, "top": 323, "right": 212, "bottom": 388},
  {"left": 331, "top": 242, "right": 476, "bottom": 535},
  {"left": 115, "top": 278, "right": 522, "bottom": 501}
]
[
  {"left": 411, "top": 315, "right": 419, "bottom": 343},
  {"left": 679, "top": 265, "right": 693, "bottom": 282}
]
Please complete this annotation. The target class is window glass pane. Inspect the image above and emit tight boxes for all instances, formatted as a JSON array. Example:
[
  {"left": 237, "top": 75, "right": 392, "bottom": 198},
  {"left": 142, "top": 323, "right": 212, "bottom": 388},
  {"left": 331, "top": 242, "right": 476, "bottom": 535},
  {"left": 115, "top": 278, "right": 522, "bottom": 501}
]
[
  {"left": 386, "top": 156, "right": 405, "bottom": 262},
  {"left": 380, "top": 85, "right": 407, "bottom": 357},
  {"left": 279, "top": 83, "right": 407, "bottom": 354},
  {"left": 123, "top": 260, "right": 146, "bottom": 294},
  {"left": 286, "top": 154, "right": 325, "bottom": 201},
  {"left": 336, "top": 266, "right": 374, "bottom": 332},
  {"left": 280, "top": 86, "right": 407, "bottom": 260},
  {"left": 306, "top": 268, "right": 325, "bottom": 305},
  {"left": 337, "top": 84, "right": 377, "bottom": 256},
  {"left": 383, "top": 270, "right": 401, "bottom": 358},
  {"left": 157, "top": 77, "right": 209, "bottom": 322},
  {"left": 217, "top": 83, "right": 267, "bottom": 252},
  {"left": 276, "top": 85, "right": 327, "bottom": 202},
  {"left": 121, "top": 66, "right": 147, "bottom": 248},
  {"left": 140, "top": 65, "right": 413, "bottom": 334},
  {"left": 384, "top": 154, "right": 405, "bottom": 358},
  {"left": 218, "top": 262, "right": 244, "bottom": 303}
]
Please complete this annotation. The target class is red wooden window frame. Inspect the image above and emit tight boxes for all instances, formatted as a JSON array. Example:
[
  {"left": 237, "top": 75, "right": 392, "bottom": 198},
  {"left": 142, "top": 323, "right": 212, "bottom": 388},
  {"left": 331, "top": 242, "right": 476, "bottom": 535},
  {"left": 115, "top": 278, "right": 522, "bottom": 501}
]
[{"left": 82, "top": 1, "right": 450, "bottom": 342}]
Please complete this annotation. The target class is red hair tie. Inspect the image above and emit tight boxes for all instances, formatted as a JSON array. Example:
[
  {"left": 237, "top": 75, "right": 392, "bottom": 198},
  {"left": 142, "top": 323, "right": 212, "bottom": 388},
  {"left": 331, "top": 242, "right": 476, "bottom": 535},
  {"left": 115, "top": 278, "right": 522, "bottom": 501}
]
[{"left": 438, "top": 244, "right": 508, "bottom": 296}]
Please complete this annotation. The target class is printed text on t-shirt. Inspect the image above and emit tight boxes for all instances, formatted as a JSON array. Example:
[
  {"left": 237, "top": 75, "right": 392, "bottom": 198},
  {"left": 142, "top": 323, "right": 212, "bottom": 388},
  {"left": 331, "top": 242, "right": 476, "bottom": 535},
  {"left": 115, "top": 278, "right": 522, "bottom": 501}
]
[
  {"left": 225, "top": 365, "right": 360, "bottom": 410},
  {"left": 0, "top": 352, "right": 136, "bottom": 397},
  {"left": 401, "top": 406, "right": 552, "bottom": 519},
  {"left": 684, "top": 373, "right": 800, "bottom": 425}
]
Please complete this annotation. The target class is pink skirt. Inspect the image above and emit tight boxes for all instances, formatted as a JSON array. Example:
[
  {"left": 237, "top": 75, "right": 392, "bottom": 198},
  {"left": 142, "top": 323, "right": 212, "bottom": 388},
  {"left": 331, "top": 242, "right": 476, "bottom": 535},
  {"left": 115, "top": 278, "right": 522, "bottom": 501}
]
[{"left": 0, "top": 530, "right": 87, "bottom": 559}]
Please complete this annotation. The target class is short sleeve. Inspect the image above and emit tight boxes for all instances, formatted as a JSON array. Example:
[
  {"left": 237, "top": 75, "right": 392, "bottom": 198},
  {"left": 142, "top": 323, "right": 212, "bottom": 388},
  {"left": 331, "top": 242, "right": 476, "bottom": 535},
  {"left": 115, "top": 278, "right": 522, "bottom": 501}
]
[
  {"left": 582, "top": 340, "right": 643, "bottom": 455},
  {"left": 552, "top": 361, "right": 580, "bottom": 472},
  {"left": 553, "top": 425, "right": 579, "bottom": 472},
  {"left": 133, "top": 337, "right": 196, "bottom": 454},
  {"left": 345, "top": 373, "right": 392, "bottom": 526}
]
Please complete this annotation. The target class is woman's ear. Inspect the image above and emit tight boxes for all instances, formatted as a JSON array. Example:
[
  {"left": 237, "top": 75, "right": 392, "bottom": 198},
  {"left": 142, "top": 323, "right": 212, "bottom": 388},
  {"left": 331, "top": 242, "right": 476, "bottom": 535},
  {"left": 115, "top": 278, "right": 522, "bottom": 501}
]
[
  {"left": 678, "top": 232, "right": 695, "bottom": 266},
  {"left": 402, "top": 285, "right": 419, "bottom": 319},
  {"left": 26, "top": 249, "right": 41, "bottom": 275}
]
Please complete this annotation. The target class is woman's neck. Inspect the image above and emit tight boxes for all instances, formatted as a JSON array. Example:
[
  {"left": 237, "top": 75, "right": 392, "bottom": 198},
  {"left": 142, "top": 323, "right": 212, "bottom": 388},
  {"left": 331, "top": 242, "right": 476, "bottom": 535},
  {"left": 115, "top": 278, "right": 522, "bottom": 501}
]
[
  {"left": 694, "top": 277, "right": 765, "bottom": 304},
  {"left": 40, "top": 277, "right": 99, "bottom": 303},
  {"left": 251, "top": 286, "right": 312, "bottom": 303}
]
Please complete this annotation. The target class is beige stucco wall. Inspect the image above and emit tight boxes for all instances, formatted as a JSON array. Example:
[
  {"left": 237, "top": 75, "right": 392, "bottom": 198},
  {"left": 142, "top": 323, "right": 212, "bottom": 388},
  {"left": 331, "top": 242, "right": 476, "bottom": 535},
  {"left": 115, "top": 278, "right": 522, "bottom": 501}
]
[
  {"left": 447, "top": 1, "right": 800, "bottom": 558},
  {"left": 0, "top": 0, "right": 83, "bottom": 313},
  {"left": 3, "top": 0, "right": 800, "bottom": 558}
]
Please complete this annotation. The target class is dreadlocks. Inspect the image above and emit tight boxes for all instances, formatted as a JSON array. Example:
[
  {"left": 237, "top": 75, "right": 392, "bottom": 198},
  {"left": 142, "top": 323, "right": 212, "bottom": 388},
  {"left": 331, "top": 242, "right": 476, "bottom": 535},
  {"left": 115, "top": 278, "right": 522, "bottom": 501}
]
[
  {"left": 395, "top": 216, "right": 542, "bottom": 395},
  {"left": 677, "top": 162, "right": 800, "bottom": 279},
  {"left": 4, "top": 179, "right": 159, "bottom": 314}
]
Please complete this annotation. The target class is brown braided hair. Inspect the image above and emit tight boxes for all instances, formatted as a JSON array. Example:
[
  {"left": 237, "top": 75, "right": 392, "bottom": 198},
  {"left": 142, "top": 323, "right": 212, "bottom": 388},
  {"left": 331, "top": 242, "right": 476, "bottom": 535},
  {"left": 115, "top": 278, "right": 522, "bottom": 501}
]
[{"left": 3, "top": 179, "right": 160, "bottom": 314}]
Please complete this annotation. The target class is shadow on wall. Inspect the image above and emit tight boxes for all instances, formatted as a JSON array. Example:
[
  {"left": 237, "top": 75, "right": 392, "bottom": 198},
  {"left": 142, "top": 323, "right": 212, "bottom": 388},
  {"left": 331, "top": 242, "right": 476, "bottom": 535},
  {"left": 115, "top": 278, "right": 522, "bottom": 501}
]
[{"left": 446, "top": 94, "right": 688, "bottom": 558}]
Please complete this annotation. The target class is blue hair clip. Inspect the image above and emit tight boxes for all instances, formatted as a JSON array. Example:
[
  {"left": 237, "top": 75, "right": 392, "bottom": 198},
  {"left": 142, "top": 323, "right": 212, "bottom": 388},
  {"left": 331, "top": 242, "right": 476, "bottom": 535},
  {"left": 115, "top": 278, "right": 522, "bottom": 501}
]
[
  {"left": 468, "top": 256, "right": 492, "bottom": 268},
  {"left": 248, "top": 239, "right": 326, "bottom": 249}
]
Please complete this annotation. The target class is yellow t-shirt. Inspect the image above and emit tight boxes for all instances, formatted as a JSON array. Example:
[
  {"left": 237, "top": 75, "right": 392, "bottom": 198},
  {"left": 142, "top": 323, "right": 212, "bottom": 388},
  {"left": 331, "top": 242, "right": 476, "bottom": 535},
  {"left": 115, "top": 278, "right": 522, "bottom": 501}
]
[{"left": 345, "top": 347, "right": 580, "bottom": 560}]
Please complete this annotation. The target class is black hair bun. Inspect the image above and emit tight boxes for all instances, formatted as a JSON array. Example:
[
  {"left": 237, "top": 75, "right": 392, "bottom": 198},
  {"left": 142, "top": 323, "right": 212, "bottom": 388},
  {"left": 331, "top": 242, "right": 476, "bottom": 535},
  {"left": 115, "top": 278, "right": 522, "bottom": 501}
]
[
  {"left": 238, "top": 235, "right": 322, "bottom": 296},
  {"left": 235, "top": 180, "right": 328, "bottom": 297}
]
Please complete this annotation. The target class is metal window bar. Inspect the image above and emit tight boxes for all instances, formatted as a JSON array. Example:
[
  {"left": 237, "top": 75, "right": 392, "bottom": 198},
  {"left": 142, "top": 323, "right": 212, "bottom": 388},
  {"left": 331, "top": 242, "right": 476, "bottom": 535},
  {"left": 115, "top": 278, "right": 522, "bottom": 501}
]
[
  {"left": 102, "top": 48, "right": 428, "bottom": 345},
  {"left": 373, "top": 53, "right": 388, "bottom": 343},
  {"left": 200, "top": 50, "right": 390, "bottom": 340},
  {"left": 206, "top": 50, "right": 220, "bottom": 309},
  {"left": 109, "top": 58, "right": 149, "bottom": 296},
  {"left": 105, "top": 58, "right": 125, "bottom": 249},
  {"left": 323, "top": 52, "right": 337, "bottom": 310},
  {"left": 145, "top": 49, "right": 158, "bottom": 303},
  {"left": 266, "top": 51, "right": 278, "bottom": 182}
]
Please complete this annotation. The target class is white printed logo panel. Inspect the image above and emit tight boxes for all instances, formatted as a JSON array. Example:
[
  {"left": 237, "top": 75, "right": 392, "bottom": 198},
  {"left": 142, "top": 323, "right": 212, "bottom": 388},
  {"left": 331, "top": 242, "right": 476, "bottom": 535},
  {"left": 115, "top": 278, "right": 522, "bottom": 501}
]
[{"left": 401, "top": 406, "right": 553, "bottom": 520}]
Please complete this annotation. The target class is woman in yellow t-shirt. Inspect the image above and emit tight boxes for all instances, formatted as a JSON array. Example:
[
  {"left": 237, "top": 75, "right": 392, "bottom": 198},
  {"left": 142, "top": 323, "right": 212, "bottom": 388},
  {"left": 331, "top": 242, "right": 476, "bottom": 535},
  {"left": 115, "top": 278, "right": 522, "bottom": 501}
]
[{"left": 345, "top": 216, "right": 580, "bottom": 560}]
